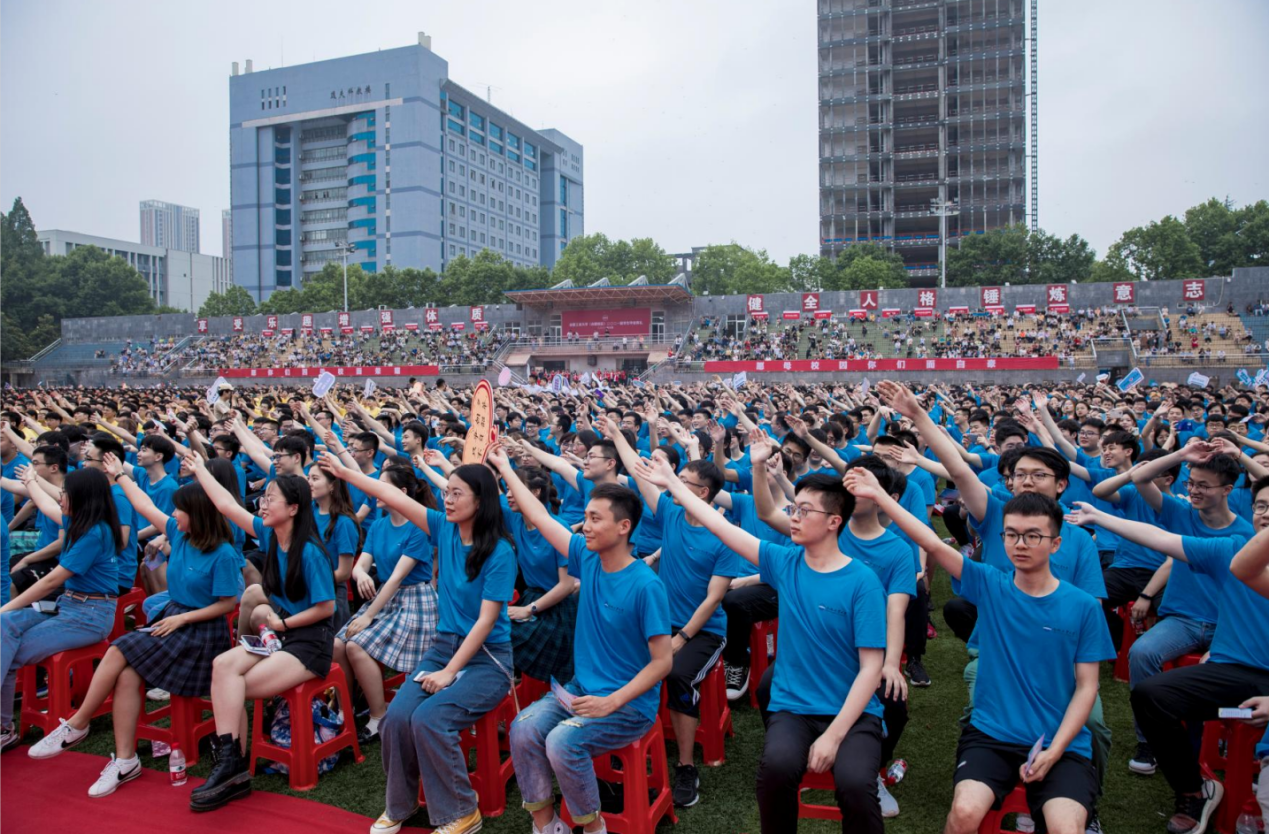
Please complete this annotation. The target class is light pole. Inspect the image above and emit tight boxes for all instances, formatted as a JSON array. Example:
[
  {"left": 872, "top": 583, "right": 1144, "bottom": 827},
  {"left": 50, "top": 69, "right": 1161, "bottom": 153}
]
[
  {"left": 337, "top": 241, "right": 357, "bottom": 312},
  {"left": 930, "top": 197, "right": 960, "bottom": 289}
]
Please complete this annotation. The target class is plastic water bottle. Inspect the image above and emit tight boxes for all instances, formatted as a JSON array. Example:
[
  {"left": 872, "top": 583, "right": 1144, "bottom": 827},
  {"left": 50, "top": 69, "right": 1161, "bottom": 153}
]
[
  {"left": 169, "top": 744, "right": 187, "bottom": 786},
  {"left": 259, "top": 625, "right": 282, "bottom": 654},
  {"left": 1235, "top": 812, "right": 1261, "bottom": 834},
  {"left": 883, "top": 759, "right": 908, "bottom": 786}
]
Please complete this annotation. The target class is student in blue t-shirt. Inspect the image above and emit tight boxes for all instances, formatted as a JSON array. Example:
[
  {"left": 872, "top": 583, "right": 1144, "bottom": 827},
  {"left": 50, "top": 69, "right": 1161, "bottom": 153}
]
[
  {"left": 1226, "top": 523, "right": 1269, "bottom": 824},
  {"left": 856, "top": 466, "right": 1114, "bottom": 834},
  {"left": 187, "top": 453, "right": 336, "bottom": 813},
  {"left": 329, "top": 455, "right": 515, "bottom": 834},
  {"left": 333, "top": 466, "right": 439, "bottom": 747},
  {"left": 492, "top": 446, "right": 673, "bottom": 834},
  {"left": 27, "top": 459, "right": 240, "bottom": 798},
  {"left": 1068, "top": 487, "right": 1269, "bottom": 834},
  {"left": 640, "top": 445, "right": 887, "bottom": 834},
  {"left": 1, "top": 468, "right": 122, "bottom": 755},
  {"left": 308, "top": 464, "right": 361, "bottom": 629}
]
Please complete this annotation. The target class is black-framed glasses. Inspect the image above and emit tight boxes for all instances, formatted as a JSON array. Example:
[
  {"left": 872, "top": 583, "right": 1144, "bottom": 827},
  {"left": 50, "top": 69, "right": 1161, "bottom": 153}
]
[
  {"left": 271, "top": 452, "right": 295, "bottom": 461},
  {"left": 1182, "top": 480, "right": 1223, "bottom": 493},
  {"left": 680, "top": 479, "right": 709, "bottom": 491},
  {"left": 784, "top": 504, "right": 836, "bottom": 520},
  {"left": 1001, "top": 531, "right": 1056, "bottom": 546},
  {"left": 1253, "top": 502, "right": 1269, "bottom": 515},
  {"left": 1009, "top": 471, "right": 1055, "bottom": 484}
]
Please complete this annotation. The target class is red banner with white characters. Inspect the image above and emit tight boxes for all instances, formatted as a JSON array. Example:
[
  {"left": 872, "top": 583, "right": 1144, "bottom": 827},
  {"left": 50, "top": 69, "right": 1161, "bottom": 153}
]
[
  {"left": 1113, "top": 282, "right": 1135, "bottom": 304},
  {"left": 1047, "top": 284, "right": 1068, "bottom": 309},
  {"left": 881, "top": 308, "right": 902, "bottom": 318},
  {"left": 801, "top": 293, "right": 821, "bottom": 314},
  {"left": 1015, "top": 304, "right": 1036, "bottom": 315},
  {"left": 702, "top": 357, "right": 1059, "bottom": 373},
  {"left": 980, "top": 287, "right": 1003, "bottom": 308},
  {"left": 232, "top": 317, "right": 243, "bottom": 332},
  {"left": 746, "top": 295, "right": 764, "bottom": 315},
  {"left": 216, "top": 365, "right": 440, "bottom": 379},
  {"left": 196, "top": 318, "right": 208, "bottom": 333},
  {"left": 338, "top": 311, "right": 351, "bottom": 328},
  {"left": 782, "top": 311, "right": 801, "bottom": 320},
  {"left": 265, "top": 315, "right": 278, "bottom": 330},
  {"left": 860, "top": 290, "right": 878, "bottom": 311},
  {"left": 561, "top": 307, "right": 650, "bottom": 336},
  {"left": 948, "top": 306, "right": 969, "bottom": 315},
  {"left": 301, "top": 314, "right": 314, "bottom": 330},
  {"left": 915, "top": 288, "right": 938, "bottom": 308},
  {"left": 849, "top": 309, "right": 867, "bottom": 320},
  {"left": 424, "top": 308, "right": 440, "bottom": 327},
  {"left": 379, "top": 309, "right": 394, "bottom": 328},
  {"left": 1182, "top": 279, "right": 1205, "bottom": 301},
  {"left": 470, "top": 306, "right": 485, "bottom": 325},
  {"left": 813, "top": 311, "right": 833, "bottom": 320}
]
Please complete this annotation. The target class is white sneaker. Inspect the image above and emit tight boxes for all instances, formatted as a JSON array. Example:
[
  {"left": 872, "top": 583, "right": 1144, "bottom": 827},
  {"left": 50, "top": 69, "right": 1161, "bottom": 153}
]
[
  {"left": 146, "top": 688, "right": 170, "bottom": 701},
  {"left": 532, "top": 815, "right": 570, "bottom": 834},
  {"left": 88, "top": 754, "right": 142, "bottom": 798},
  {"left": 1016, "top": 812, "right": 1036, "bottom": 834},
  {"left": 28, "top": 718, "right": 89, "bottom": 759},
  {"left": 877, "top": 776, "right": 900, "bottom": 818},
  {"left": 1257, "top": 758, "right": 1269, "bottom": 825}
]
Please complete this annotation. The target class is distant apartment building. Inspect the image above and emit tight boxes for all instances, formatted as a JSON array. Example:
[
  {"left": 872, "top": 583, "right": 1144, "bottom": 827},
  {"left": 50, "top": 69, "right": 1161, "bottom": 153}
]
[{"left": 140, "top": 200, "right": 201, "bottom": 253}]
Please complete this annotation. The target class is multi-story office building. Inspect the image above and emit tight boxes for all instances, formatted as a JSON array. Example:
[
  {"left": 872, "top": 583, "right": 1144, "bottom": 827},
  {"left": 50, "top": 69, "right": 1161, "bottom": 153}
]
[
  {"left": 139, "top": 200, "right": 201, "bottom": 253},
  {"left": 221, "top": 209, "right": 233, "bottom": 280},
  {"left": 228, "top": 34, "right": 584, "bottom": 302},
  {"left": 36, "top": 229, "right": 232, "bottom": 312},
  {"left": 817, "top": 0, "right": 1035, "bottom": 285}
]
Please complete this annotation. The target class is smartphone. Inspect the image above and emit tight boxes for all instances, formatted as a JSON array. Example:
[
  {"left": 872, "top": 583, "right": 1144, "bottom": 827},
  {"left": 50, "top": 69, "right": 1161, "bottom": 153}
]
[
  {"left": 30, "top": 600, "right": 58, "bottom": 615},
  {"left": 964, "top": 433, "right": 980, "bottom": 447},
  {"left": 1177, "top": 420, "right": 1196, "bottom": 432},
  {"left": 1217, "top": 707, "right": 1254, "bottom": 719}
]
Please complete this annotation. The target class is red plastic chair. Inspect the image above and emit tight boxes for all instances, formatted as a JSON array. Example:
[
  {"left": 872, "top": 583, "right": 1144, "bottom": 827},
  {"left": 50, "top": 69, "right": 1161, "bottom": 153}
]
[
  {"left": 978, "top": 785, "right": 1031, "bottom": 834},
  {"left": 417, "top": 691, "right": 519, "bottom": 819},
  {"left": 17, "top": 641, "right": 112, "bottom": 738},
  {"left": 1113, "top": 606, "right": 1140, "bottom": 683},
  {"left": 560, "top": 720, "right": 678, "bottom": 834},
  {"left": 516, "top": 674, "right": 550, "bottom": 706},
  {"left": 659, "top": 661, "right": 733, "bottom": 766},
  {"left": 248, "top": 664, "right": 364, "bottom": 790},
  {"left": 134, "top": 694, "right": 217, "bottom": 766},
  {"left": 749, "top": 618, "right": 778, "bottom": 709},
  {"left": 1162, "top": 652, "right": 1204, "bottom": 672},
  {"left": 1199, "top": 720, "right": 1263, "bottom": 834},
  {"left": 109, "top": 587, "right": 148, "bottom": 640},
  {"left": 797, "top": 769, "right": 840, "bottom": 820}
]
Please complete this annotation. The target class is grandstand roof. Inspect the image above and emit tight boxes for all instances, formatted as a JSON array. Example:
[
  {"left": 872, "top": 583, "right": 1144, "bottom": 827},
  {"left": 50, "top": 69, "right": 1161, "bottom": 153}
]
[{"left": 505, "top": 274, "right": 692, "bottom": 308}]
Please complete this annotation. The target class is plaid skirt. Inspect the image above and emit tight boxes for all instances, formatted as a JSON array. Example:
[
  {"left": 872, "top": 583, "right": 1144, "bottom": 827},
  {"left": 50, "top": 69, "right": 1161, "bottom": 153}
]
[
  {"left": 112, "top": 601, "right": 232, "bottom": 697},
  {"left": 511, "top": 587, "right": 579, "bottom": 684},
  {"left": 337, "top": 581, "right": 438, "bottom": 673}
]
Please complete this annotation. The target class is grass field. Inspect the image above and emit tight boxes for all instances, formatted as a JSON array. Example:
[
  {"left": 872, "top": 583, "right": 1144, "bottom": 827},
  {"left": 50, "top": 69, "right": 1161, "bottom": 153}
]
[{"left": 64, "top": 534, "right": 1179, "bottom": 833}]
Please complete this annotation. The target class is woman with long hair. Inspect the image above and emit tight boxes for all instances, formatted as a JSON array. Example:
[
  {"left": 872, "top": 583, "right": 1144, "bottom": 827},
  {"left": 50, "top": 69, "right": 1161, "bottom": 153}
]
[
  {"left": 309, "top": 463, "right": 361, "bottom": 630},
  {"left": 1, "top": 468, "right": 122, "bottom": 754},
  {"left": 26, "top": 454, "right": 239, "bottom": 798},
  {"left": 331, "top": 464, "right": 439, "bottom": 745},
  {"left": 322, "top": 457, "right": 515, "bottom": 834},
  {"left": 184, "top": 450, "right": 335, "bottom": 813},
  {"left": 502, "top": 467, "right": 578, "bottom": 685}
]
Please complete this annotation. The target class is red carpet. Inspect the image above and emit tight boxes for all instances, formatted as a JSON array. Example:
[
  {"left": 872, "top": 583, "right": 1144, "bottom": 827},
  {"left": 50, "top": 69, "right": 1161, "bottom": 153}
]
[{"left": 1, "top": 747, "right": 378, "bottom": 833}]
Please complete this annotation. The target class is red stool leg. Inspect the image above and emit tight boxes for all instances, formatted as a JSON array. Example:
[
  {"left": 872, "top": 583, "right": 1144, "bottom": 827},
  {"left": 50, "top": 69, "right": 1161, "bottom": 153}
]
[
  {"left": 697, "top": 662, "right": 730, "bottom": 766},
  {"left": 1113, "top": 607, "right": 1136, "bottom": 683},
  {"left": 284, "top": 686, "right": 318, "bottom": 790},
  {"left": 749, "top": 619, "right": 778, "bottom": 710}
]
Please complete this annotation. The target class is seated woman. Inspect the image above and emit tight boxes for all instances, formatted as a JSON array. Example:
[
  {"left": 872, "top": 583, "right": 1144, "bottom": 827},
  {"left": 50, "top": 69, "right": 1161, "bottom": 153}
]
[
  {"left": 308, "top": 462, "right": 360, "bottom": 631},
  {"left": 321, "top": 454, "right": 515, "bottom": 834},
  {"left": 185, "top": 449, "right": 335, "bottom": 813},
  {"left": 1, "top": 468, "right": 122, "bottom": 754},
  {"left": 331, "top": 464, "right": 439, "bottom": 745},
  {"left": 26, "top": 452, "right": 239, "bottom": 799}
]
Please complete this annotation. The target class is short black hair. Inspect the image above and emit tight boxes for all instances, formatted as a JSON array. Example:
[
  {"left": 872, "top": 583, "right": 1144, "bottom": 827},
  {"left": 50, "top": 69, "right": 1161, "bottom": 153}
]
[
  {"left": 995, "top": 420, "right": 1029, "bottom": 446},
  {"left": 794, "top": 473, "right": 855, "bottom": 524},
  {"left": 846, "top": 457, "right": 897, "bottom": 500},
  {"left": 681, "top": 460, "right": 724, "bottom": 502},
  {"left": 274, "top": 434, "right": 310, "bottom": 463},
  {"left": 1101, "top": 430, "right": 1141, "bottom": 462},
  {"left": 587, "top": 483, "right": 643, "bottom": 542},
  {"left": 352, "top": 431, "right": 380, "bottom": 451},
  {"left": 1138, "top": 448, "right": 1181, "bottom": 483},
  {"left": 1190, "top": 453, "right": 1242, "bottom": 488},
  {"left": 1001, "top": 492, "right": 1064, "bottom": 536},
  {"left": 88, "top": 431, "right": 126, "bottom": 462},
  {"left": 1011, "top": 447, "right": 1071, "bottom": 483},
  {"left": 32, "top": 444, "right": 68, "bottom": 474},
  {"left": 140, "top": 434, "right": 176, "bottom": 464}
]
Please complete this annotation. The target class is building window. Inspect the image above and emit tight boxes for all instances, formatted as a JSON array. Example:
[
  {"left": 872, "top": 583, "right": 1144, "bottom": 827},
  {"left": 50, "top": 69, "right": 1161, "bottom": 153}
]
[
  {"left": 449, "top": 223, "right": 456, "bottom": 235},
  {"left": 447, "top": 100, "right": 464, "bottom": 119},
  {"left": 560, "top": 176, "right": 568, "bottom": 205}
]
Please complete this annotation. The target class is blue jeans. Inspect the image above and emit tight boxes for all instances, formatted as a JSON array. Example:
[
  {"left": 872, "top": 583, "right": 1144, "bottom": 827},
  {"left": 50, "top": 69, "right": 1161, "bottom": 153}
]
[
  {"left": 1, "top": 594, "right": 115, "bottom": 727},
  {"left": 380, "top": 632, "right": 513, "bottom": 826},
  {"left": 509, "top": 684, "right": 654, "bottom": 825},
  {"left": 1127, "top": 615, "right": 1215, "bottom": 743}
]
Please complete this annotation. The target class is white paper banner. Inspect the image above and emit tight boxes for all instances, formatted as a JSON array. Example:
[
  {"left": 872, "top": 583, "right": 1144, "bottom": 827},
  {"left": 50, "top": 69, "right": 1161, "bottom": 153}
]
[{"left": 313, "top": 371, "right": 337, "bottom": 397}]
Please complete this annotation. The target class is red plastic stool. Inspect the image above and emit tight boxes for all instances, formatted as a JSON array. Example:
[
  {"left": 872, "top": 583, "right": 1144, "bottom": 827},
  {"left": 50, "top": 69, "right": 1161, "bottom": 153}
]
[
  {"left": 135, "top": 694, "right": 217, "bottom": 766},
  {"left": 560, "top": 720, "right": 678, "bottom": 834},
  {"left": 17, "top": 641, "right": 112, "bottom": 738},
  {"left": 797, "top": 769, "right": 840, "bottom": 820},
  {"left": 1113, "top": 606, "right": 1141, "bottom": 683},
  {"left": 659, "top": 661, "right": 733, "bottom": 766},
  {"left": 516, "top": 674, "right": 550, "bottom": 706},
  {"left": 381, "top": 669, "right": 407, "bottom": 703},
  {"left": 749, "top": 618, "right": 778, "bottom": 709},
  {"left": 1199, "top": 720, "right": 1263, "bottom": 834},
  {"left": 1163, "top": 652, "right": 1203, "bottom": 672},
  {"left": 248, "top": 664, "right": 364, "bottom": 790},
  {"left": 109, "top": 588, "right": 148, "bottom": 640},
  {"left": 416, "top": 691, "right": 519, "bottom": 819},
  {"left": 979, "top": 785, "right": 1031, "bottom": 834}
]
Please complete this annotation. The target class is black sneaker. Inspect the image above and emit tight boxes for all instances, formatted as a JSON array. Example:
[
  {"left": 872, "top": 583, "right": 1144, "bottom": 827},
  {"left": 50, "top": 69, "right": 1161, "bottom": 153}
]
[
  {"left": 672, "top": 763, "right": 700, "bottom": 808},
  {"left": 0, "top": 725, "right": 20, "bottom": 753},
  {"left": 1085, "top": 809, "right": 1105, "bottom": 834},
  {"left": 190, "top": 733, "right": 252, "bottom": 812},
  {"left": 1128, "top": 742, "right": 1157, "bottom": 775},
  {"left": 357, "top": 723, "right": 380, "bottom": 746},
  {"left": 724, "top": 664, "right": 749, "bottom": 701},
  {"left": 1166, "top": 780, "right": 1224, "bottom": 834},
  {"left": 906, "top": 657, "right": 931, "bottom": 687}
]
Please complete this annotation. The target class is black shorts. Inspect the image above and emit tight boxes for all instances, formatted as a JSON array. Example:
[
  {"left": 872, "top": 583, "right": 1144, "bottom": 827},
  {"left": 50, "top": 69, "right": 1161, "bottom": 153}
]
[
  {"left": 954, "top": 725, "right": 1097, "bottom": 823},
  {"left": 245, "top": 549, "right": 266, "bottom": 575},
  {"left": 665, "top": 629, "right": 725, "bottom": 718},
  {"left": 274, "top": 614, "right": 334, "bottom": 678}
]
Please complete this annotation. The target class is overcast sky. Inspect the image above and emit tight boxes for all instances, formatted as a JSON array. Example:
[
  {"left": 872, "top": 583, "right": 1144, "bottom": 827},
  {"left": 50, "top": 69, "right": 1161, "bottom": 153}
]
[{"left": 2, "top": 0, "right": 1266, "bottom": 264}]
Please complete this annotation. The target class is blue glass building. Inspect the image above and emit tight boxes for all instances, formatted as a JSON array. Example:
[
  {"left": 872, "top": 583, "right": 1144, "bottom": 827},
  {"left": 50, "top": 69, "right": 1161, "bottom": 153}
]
[{"left": 228, "top": 34, "right": 583, "bottom": 301}]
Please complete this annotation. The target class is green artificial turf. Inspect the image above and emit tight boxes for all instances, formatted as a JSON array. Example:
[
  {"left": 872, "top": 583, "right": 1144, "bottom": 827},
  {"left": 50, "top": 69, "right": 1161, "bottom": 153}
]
[{"left": 56, "top": 522, "right": 1177, "bottom": 832}]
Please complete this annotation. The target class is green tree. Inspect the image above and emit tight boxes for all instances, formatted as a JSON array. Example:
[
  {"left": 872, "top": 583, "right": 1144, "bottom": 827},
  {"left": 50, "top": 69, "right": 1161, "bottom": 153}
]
[
  {"left": 691, "top": 244, "right": 791, "bottom": 296},
  {"left": 946, "top": 225, "right": 1031, "bottom": 286},
  {"left": 197, "top": 285, "right": 258, "bottom": 317},
  {"left": 827, "top": 244, "right": 908, "bottom": 289},
  {"left": 552, "top": 233, "right": 676, "bottom": 286},
  {"left": 786, "top": 254, "right": 834, "bottom": 292},
  {"left": 1184, "top": 197, "right": 1269, "bottom": 274},
  {"left": 1027, "top": 231, "right": 1096, "bottom": 285},
  {"left": 1105, "top": 215, "right": 1204, "bottom": 282},
  {"left": 48, "top": 246, "right": 157, "bottom": 320}
]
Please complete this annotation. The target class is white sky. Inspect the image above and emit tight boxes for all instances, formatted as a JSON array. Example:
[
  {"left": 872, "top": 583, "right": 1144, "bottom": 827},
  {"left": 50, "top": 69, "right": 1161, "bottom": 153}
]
[{"left": 2, "top": 0, "right": 1266, "bottom": 263}]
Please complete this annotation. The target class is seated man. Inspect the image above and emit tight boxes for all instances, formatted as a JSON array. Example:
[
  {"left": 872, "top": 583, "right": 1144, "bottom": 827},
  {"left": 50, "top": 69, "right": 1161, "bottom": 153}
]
[
  {"left": 491, "top": 447, "right": 672, "bottom": 834},
  {"left": 848, "top": 464, "right": 1113, "bottom": 834},
  {"left": 635, "top": 448, "right": 887, "bottom": 834}
]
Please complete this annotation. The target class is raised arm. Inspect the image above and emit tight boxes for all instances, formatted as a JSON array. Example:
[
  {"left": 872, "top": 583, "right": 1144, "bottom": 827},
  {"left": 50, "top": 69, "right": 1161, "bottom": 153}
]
[
  {"left": 633, "top": 456, "right": 761, "bottom": 566},
  {"left": 15, "top": 466, "right": 62, "bottom": 523},
  {"left": 845, "top": 467, "right": 965, "bottom": 580},
  {"left": 1230, "top": 522, "right": 1269, "bottom": 600},
  {"left": 878, "top": 380, "right": 989, "bottom": 523},
  {"left": 488, "top": 445, "right": 573, "bottom": 556},
  {"left": 603, "top": 421, "right": 665, "bottom": 516},
  {"left": 1, "top": 421, "right": 35, "bottom": 460},
  {"left": 1130, "top": 441, "right": 1212, "bottom": 511},
  {"left": 230, "top": 417, "right": 274, "bottom": 473},
  {"left": 749, "top": 434, "right": 793, "bottom": 535},
  {"left": 347, "top": 400, "right": 397, "bottom": 448},
  {"left": 106, "top": 453, "right": 171, "bottom": 531},
  {"left": 183, "top": 449, "right": 257, "bottom": 534},
  {"left": 787, "top": 414, "right": 848, "bottom": 474},
  {"left": 1033, "top": 391, "right": 1078, "bottom": 460},
  {"left": 318, "top": 452, "right": 431, "bottom": 535},
  {"left": 1065, "top": 501, "right": 1187, "bottom": 560}
]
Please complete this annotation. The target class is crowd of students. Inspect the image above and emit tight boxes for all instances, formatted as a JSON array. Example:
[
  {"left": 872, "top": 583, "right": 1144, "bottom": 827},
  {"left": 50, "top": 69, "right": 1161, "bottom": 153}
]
[
  {"left": 180, "top": 328, "right": 509, "bottom": 372},
  {"left": 1, "top": 374, "right": 1268, "bottom": 834}
]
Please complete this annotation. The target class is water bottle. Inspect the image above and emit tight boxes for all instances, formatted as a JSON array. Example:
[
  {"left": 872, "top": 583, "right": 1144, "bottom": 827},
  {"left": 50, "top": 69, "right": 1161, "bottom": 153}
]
[
  {"left": 259, "top": 625, "right": 282, "bottom": 654},
  {"left": 169, "top": 744, "right": 187, "bottom": 786},
  {"left": 883, "top": 759, "right": 908, "bottom": 786},
  {"left": 1234, "top": 812, "right": 1261, "bottom": 834}
]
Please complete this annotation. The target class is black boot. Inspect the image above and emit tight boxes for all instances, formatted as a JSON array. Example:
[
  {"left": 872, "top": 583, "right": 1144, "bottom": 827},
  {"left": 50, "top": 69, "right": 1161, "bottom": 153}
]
[{"left": 189, "top": 733, "right": 252, "bottom": 812}]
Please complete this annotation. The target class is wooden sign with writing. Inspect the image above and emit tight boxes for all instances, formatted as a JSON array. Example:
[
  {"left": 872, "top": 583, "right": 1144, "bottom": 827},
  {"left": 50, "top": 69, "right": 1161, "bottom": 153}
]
[{"left": 462, "top": 379, "right": 498, "bottom": 464}]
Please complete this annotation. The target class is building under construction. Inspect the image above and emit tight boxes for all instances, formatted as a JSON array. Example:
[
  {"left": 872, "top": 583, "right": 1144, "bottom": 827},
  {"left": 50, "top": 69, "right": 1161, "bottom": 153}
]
[{"left": 817, "top": 0, "right": 1037, "bottom": 286}]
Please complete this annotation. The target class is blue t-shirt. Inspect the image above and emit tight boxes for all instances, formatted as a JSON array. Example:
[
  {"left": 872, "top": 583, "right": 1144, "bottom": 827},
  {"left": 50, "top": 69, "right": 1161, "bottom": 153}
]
[
  {"left": 60, "top": 520, "right": 121, "bottom": 595},
  {"left": 759, "top": 541, "right": 886, "bottom": 718},
  {"left": 725, "top": 493, "right": 791, "bottom": 577},
  {"left": 426, "top": 508, "right": 516, "bottom": 644},
  {"left": 960, "top": 558, "right": 1115, "bottom": 760},
  {"left": 1156, "top": 494, "right": 1251, "bottom": 625},
  {"left": 889, "top": 478, "right": 933, "bottom": 562},
  {"left": 163, "top": 517, "right": 241, "bottom": 608},
  {"left": 111, "top": 484, "right": 137, "bottom": 589},
  {"left": 250, "top": 516, "right": 336, "bottom": 615},
  {"left": 314, "top": 509, "right": 360, "bottom": 574},
  {"left": 554, "top": 472, "right": 585, "bottom": 526},
  {"left": 1105, "top": 484, "right": 1167, "bottom": 572},
  {"left": 566, "top": 535, "right": 671, "bottom": 721},
  {"left": 1228, "top": 485, "right": 1254, "bottom": 524},
  {"left": 34, "top": 510, "right": 63, "bottom": 552},
  {"left": 840, "top": 525, "right": 918, "bottom": 596},
  {"left": 363, "top": 514, "right": 433, "bottom": 587},
  {"left": 134, "top": 468, "right": 178, "bottom": 517},
  {"left": 347, "top": 468, "right": 381, "bottom": 535},
  {"left": 907, "top": 466, "right": 937, "bottom": 508},
  {"left": 501, "top": 500, "right": 567, "bottom": 591},
  {"left": 1183, "top": 535, "right": 1269, "bottom": 671},
  {"left": 1074, "top": 455, "right": 1122, "bottom": 554},
  {"left": 1, "top": 453, "right": 30, "bottom": 525},
  {"left": 655, "top": 492, "right": 739, "bottom": 635},
  {"left": 970, "top": 491, "right": 1102, "bottom": 592}
]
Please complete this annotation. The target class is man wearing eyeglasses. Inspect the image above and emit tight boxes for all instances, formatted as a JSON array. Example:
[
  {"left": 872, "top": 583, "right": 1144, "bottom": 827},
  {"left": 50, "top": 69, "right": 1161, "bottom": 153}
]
[{"left": 3, "top": 445, "right": 67, "bottom": 599}]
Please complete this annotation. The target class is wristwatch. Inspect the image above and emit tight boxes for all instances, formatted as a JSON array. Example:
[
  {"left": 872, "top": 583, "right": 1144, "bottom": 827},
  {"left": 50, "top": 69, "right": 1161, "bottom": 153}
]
[
  {"left": 1137, "top": 592, "right": 1154, "bottom": 601},
  {"left": 529, "top": 603, "right": 539, "bottom": 616},
  {"left": 677, "top": 630, "right": 693, "bottom": 642}
]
